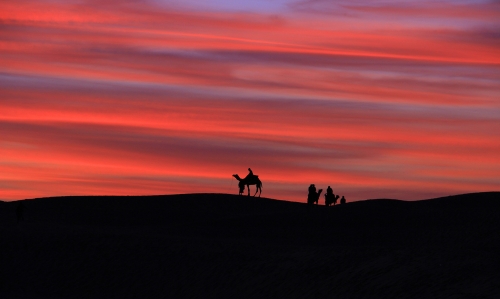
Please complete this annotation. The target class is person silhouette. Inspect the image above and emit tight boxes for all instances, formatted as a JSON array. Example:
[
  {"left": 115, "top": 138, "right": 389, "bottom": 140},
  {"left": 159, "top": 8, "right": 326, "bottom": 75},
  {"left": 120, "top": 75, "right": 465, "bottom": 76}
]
[
  {"left": 16, "top": 202, "right": 25, "bottom": 223},
  {"left": 340, "top": 196, "right": 346, "bottom": 205},
  {"left": 325, "top": 186, "right": 334, "bottom": 206},
  {"left": 244, "top": 168, "right": 254, "bottom": 180},
  {"left": 326, "top": 186, "right": 333, "bottom": 195},
  {"left": 308, "top": 184, "right": 316, "bottom": 195},
  {"left": 307, "top": 184, "right": 317, "bottom": 205}
]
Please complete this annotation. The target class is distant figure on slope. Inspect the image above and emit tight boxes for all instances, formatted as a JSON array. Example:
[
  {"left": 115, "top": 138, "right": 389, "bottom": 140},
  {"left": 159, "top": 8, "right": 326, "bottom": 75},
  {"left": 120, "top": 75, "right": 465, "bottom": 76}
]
[
  {"left": 16, "top": 202, "right": 26, "bottom": 223},
  {"left": 340, "top": 196, "right": 346, "bottom": 205}
]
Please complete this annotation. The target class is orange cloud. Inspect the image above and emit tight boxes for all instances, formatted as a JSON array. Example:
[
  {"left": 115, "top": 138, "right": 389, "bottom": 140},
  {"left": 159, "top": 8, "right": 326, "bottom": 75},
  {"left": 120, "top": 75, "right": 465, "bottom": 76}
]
[{"left": 1, "top": 0, "right": 499, "bottom": 202}]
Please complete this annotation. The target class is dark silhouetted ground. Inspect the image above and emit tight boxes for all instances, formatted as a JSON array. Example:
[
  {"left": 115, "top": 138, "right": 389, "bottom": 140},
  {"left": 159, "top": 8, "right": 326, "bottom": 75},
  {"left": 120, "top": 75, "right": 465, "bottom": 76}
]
[{"left": 1, "top": 192, "right": 499, "bottom": 298}]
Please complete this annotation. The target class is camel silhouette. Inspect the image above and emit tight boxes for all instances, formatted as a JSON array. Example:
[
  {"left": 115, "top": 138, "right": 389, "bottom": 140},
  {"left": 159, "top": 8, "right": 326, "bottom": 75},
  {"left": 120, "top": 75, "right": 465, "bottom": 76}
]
[
  {"left": 325, "top": 193, "right": 340, "bottom": 206},
  {"left": 308, "top": 189, "right": 323, "bottom": 205},
  {"left": 232, "top": 174, "right": 262, "bottom": 197}
]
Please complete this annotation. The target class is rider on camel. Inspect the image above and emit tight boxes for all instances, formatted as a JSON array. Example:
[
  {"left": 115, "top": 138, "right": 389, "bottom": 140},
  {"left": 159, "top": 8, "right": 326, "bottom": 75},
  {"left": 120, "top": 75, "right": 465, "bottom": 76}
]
[
  {"left": 326, "top": 186, "right": 333, "bottom": 196},
  {"left": 244, "top": 168, "right": 254, "bottom": 180}
]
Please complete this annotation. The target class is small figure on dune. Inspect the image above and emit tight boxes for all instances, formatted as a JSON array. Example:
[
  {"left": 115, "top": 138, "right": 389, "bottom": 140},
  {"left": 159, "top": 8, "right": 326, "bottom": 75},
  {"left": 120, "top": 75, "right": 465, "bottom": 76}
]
[
  {"left": 16, "top": 201, "right": 26, "bottom": 223},
  {"left": 340, "top": 196, "right": 346, "bottom": 205},
  {"left": 233, "top": 168, "right": 262, "bottom": 197},
  {"left": 324, "top": 186, "right": 339, "bottom": 206},
  {"left": 307, "top": 184, "right": 322, "bottom": 205}
]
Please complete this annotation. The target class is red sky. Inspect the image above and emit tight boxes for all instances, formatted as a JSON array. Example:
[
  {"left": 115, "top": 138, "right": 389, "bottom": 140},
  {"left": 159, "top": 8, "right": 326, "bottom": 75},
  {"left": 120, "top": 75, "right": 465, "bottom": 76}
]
[{"left": 1, "top": 0, "right": 499, "bottom": 202}]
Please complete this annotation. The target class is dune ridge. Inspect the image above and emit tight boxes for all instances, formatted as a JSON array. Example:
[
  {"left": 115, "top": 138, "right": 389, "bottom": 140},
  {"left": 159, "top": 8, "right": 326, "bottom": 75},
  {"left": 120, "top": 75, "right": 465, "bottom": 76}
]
[{"left": 1, "top": 192, "right": 499, "bottom": 298}]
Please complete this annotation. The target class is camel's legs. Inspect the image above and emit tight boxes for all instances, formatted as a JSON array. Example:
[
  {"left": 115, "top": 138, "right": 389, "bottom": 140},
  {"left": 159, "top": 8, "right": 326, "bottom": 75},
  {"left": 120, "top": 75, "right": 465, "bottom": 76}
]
[{"left": 253, "top": 184, "right": 262, "bottom": 197}]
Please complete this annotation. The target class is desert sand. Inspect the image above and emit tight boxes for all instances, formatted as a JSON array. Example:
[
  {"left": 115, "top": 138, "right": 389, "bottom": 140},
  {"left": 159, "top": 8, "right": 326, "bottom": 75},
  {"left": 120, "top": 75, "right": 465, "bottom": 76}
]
[{"left": 1, "top": 192, "right": 499, "bottom": 298}]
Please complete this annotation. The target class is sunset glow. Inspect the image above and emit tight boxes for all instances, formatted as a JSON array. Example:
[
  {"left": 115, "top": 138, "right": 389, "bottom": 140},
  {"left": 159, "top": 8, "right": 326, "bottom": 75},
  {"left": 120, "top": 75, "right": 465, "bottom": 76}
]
[{"left": 1, "top": 0, "right": 499, "bottom": 202}]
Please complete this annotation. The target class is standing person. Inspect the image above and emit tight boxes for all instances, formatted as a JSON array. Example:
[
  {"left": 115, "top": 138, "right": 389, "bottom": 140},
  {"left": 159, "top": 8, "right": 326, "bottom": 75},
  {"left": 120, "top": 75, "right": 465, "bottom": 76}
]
[
  {"left": 340, "top": 196, "right": 346, "bottom": 205},
  {"left": 308, "top": 184, "right": 316, "bottom": 195},
  {"left": 325, "top": 186, "right": 334, "bottom": 206},
  {"left": 308, "top": 184, "right": 316, "bottom": 205}
]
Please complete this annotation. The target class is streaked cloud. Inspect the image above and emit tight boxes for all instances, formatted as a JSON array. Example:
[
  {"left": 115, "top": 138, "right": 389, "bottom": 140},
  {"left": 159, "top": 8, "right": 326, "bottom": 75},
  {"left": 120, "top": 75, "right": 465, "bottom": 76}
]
[{"left": 1, "top": 0, "right": 499, "bottom": 201}]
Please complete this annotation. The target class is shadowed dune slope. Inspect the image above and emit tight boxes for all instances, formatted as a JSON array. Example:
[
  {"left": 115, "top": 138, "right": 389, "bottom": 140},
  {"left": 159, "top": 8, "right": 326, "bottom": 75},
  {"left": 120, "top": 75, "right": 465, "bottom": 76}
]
[{"left": 1, "top": 192, "right": 499, "bottom": 298}]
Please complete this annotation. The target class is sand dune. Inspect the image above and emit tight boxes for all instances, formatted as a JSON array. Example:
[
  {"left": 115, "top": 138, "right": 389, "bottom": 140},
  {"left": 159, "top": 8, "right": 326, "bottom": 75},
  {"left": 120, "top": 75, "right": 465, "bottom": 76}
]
[{"left": 1, "top": 192, "right": 499, "bottom": 298}]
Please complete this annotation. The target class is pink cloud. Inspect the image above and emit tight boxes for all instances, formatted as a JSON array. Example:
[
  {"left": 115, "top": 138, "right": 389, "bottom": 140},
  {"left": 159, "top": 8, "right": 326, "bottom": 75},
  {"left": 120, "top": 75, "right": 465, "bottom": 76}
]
[{"left": 1, "top": 0, "right": 499, "bottom": 202}]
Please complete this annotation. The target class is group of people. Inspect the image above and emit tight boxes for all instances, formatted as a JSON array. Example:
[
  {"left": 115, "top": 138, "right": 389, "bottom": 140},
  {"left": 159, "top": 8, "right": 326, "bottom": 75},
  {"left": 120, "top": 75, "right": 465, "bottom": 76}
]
[{"left": 308, "top": 184, "right": 346, "bottom": 206}]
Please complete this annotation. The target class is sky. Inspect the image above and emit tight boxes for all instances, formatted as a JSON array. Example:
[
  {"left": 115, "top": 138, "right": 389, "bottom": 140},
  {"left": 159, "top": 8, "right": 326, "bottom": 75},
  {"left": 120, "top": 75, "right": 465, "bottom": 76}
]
[{"left": 1, "top": 0, "right": 499, "bottom": 202}]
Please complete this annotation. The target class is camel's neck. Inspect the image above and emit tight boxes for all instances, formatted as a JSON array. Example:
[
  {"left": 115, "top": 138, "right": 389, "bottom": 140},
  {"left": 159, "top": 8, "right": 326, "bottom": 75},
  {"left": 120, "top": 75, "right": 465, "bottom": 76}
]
[{"left": 233, "top": 174, "right": 242, "bottom": 181}]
